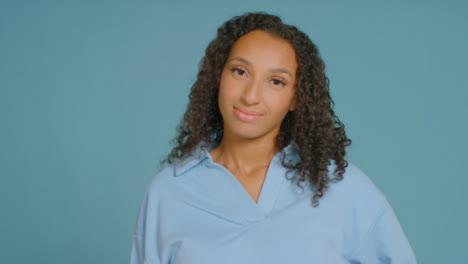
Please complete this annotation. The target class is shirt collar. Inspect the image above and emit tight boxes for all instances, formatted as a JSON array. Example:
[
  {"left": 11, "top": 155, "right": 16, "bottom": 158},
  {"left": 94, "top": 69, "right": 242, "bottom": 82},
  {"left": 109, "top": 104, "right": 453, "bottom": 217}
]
[{"left": 173, "top": 140, "right": 299, "bottom": 177}]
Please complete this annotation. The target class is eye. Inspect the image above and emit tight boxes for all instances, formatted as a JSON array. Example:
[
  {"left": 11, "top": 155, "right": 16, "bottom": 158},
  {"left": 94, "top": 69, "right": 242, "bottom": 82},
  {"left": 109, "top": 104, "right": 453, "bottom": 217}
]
[
  {"left": 229, "top": 67, "right": 247, "bottom": 76},
  {"left": 229, "top": 66, "right": 288, "bottom": 87},
  {"left": 271, "top": 78, "right": 287, "bottom": 87}
]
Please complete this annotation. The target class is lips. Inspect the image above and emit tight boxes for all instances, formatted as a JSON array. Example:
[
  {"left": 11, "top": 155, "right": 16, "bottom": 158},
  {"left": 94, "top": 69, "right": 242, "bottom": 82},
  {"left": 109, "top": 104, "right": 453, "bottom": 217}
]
[
  {"left": 234, "top": 107, "right": 263, "bottom": 116},
  {"left": 233, "top": 107, "right": 263, "bottom": 122}
]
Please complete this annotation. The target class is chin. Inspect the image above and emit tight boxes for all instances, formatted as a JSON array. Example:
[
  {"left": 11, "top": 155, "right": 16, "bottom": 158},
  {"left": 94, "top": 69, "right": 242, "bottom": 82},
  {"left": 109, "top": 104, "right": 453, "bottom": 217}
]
[{"left": 226, "top": 124, "right": 268, "bottom": 140}]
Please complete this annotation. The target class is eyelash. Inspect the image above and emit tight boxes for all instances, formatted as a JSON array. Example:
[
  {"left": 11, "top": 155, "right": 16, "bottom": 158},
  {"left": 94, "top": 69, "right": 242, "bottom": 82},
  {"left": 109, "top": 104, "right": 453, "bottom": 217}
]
[{"left": 229, "top": 67, "right": 288, "bottom": 87}]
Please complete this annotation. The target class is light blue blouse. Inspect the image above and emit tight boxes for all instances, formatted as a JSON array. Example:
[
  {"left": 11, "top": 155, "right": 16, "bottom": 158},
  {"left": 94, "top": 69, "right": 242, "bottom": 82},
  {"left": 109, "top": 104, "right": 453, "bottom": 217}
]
[{"left": 130, "top": 140, "right": 417, "bottom": 264}]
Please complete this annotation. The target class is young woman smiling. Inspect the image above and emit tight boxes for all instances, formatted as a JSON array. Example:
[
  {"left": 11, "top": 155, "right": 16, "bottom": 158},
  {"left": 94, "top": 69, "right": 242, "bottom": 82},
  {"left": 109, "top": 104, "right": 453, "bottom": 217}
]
[{"left": 131, "top": 12, "right": 417, "bottom": 264}]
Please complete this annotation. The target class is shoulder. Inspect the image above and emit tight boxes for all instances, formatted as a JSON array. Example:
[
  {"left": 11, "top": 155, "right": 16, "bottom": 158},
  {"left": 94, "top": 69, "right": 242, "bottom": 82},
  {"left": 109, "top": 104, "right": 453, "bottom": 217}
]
[
  {"left": 325, "top": 161, "right": 404, "bottom": 259},
  {"left": 334, "top": 162, "right": 417, "bottom": 263},
  {"left": 325, "top": 160, "right": 390, "bottom": 226},
  {"left": 141, "top": 163, "right": 177, "bottom": 201},
  {"left": 328, "top": 160, "right": 388, "bottom": 206}
]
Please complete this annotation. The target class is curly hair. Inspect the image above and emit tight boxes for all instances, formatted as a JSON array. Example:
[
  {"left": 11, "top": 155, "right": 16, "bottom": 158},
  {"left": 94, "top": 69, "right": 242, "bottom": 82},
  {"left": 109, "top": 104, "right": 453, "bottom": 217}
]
[{"left": 161, "top": 11, "right": 352, "bottom": 208}]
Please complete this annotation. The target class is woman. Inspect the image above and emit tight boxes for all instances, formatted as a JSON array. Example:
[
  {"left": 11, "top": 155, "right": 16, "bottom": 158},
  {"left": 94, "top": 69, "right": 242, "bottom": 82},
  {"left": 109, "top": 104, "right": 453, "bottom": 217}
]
[{"left": 131, "top": 12, "right": 417, "bottom": 264}]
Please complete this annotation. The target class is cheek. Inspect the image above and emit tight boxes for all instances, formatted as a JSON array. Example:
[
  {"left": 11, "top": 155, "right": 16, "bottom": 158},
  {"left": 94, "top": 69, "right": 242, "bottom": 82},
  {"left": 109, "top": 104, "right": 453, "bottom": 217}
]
[
  {"left": 218, "top": 87, "right": 236, "bottom": 116},
  {"left": 265, "top": 92, "right": 295, "bottom": 114},
  {"left": 219, "top": 83, "right": 240, "bottom": 106}
]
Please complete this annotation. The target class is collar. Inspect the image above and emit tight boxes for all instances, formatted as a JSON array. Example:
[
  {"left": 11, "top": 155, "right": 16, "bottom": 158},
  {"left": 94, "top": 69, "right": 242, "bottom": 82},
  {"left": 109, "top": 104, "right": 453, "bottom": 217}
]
[{"left": 173, "top": 140, "right": 299, "bottom": 177}]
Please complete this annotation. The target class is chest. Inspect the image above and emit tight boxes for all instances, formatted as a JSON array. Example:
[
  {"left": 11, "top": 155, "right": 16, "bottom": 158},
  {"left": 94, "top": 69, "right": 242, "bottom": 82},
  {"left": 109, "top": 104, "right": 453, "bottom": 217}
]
[
  {"left": 156, "top": 164, "right": 355, "bottom": 264},
  {"left": 233, "top": 168, "right": 269, "bottom": 204},
  {"left": 162, "top": 204, "right": 348, "bottom": 264}
]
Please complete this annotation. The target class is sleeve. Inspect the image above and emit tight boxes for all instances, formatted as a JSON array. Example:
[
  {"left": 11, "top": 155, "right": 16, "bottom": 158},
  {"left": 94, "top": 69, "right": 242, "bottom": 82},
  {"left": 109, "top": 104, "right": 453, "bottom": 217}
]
[
  {"left": 130, "top": 183, "right": 161, "bottom": 264},
  {"left": 348, "top": 200, "right": 417, "bottom": 264}
]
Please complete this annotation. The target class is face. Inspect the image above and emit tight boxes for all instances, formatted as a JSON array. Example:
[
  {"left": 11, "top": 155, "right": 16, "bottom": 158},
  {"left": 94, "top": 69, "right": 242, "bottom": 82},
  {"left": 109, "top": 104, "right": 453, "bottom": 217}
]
[{"left": 218, "top": 29, "right": 298, "bottom": 141}]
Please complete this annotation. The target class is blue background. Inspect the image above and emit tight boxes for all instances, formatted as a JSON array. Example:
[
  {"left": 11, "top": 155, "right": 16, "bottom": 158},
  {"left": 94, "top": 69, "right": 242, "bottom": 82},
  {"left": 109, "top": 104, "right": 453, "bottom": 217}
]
[{"left": 1, "top": 1, "right": 466, "bottom": 263}]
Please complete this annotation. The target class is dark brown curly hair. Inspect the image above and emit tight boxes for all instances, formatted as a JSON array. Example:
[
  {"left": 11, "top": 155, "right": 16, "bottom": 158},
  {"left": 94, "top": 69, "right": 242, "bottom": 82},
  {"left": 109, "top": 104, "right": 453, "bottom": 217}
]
[{"left": 161, "top": 11, "right": 352, "bottom": 207}]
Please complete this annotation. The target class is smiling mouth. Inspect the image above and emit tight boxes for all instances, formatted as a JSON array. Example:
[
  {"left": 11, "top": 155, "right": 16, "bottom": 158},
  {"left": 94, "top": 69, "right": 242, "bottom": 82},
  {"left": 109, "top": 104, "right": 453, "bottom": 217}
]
[
  {"left": 234, "top": 107, "right": 263, "bottom": 116},
  {"left": 233, "top": 107, "right": 263, "bottom": 122}
]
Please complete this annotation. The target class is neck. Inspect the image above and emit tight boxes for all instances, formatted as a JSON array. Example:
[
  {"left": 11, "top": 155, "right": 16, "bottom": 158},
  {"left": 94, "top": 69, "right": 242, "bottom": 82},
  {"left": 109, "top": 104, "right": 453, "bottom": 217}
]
[{"left": 209, "top": 129, "right": 280, "bottom": 174}]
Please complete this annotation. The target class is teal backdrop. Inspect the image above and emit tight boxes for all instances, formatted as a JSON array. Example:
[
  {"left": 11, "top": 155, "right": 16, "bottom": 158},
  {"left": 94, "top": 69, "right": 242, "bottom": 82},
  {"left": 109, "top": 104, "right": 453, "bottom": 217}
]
[{"left": 1, "top": 1, "right": 467, "bottom": 263}]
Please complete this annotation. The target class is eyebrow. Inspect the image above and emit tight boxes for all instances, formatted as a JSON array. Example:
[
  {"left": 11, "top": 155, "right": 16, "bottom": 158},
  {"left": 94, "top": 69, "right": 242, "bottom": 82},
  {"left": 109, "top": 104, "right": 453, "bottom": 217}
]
[{"left": 228, "top": 56, "right": 293, "bottom": 78}]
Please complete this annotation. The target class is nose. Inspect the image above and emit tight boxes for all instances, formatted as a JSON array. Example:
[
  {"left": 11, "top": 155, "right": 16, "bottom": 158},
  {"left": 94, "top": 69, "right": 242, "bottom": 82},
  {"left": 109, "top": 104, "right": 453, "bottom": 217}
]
[{"left": 240, "top": 79, "right": 262, "bottom": 105}]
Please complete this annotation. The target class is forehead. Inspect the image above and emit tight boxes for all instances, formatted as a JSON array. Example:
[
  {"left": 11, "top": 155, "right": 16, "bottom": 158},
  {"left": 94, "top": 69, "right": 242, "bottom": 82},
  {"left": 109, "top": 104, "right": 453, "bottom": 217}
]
[{"left": 227, "top": 30, "right": 298, "bottom": 74}]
